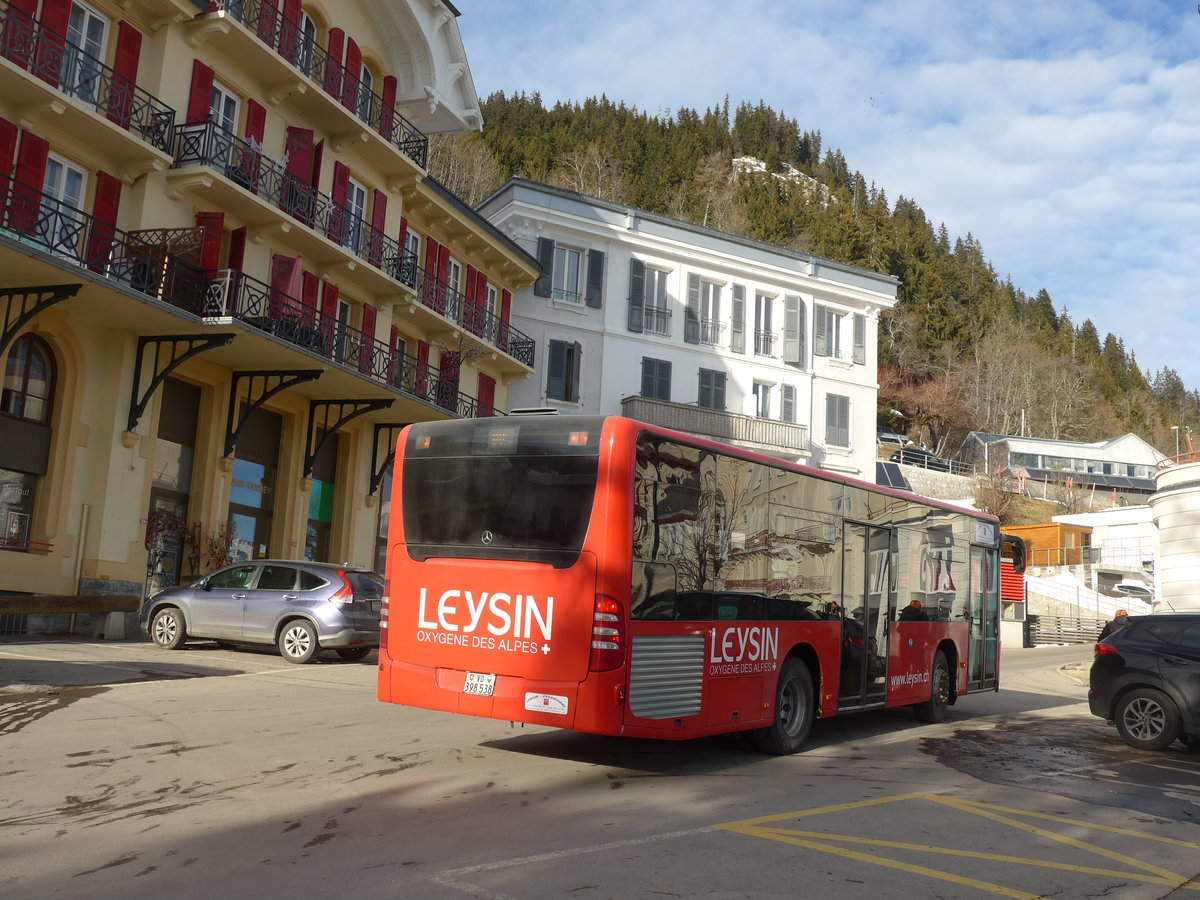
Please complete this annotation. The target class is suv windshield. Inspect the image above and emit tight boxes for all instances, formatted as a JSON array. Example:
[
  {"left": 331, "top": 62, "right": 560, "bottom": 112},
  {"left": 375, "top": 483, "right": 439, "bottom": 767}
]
[{"left": 401, "top": 417, "right": 602, "bottom": 567}]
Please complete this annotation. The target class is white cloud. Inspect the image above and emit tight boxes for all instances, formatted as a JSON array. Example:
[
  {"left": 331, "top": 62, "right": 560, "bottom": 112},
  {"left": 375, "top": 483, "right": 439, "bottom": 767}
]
[{"left": 455, "top": 0, "right": 1200, "bottom": 385}]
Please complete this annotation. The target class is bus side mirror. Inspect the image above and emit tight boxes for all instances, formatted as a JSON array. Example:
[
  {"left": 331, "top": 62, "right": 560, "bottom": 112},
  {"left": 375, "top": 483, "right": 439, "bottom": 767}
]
[{"left": 1002, "top": 535, "right": 1026, "bottom": 574}]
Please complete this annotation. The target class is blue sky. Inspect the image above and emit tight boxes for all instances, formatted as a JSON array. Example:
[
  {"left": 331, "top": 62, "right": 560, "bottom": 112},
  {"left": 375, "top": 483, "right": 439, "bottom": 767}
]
[{"left": 454, "top": 1, "right": 1200, "bottom": 388}]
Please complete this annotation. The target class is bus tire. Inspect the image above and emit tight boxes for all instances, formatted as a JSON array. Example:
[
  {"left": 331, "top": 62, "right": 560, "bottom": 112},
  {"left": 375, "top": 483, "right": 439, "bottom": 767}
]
[
  {"left": 913, "top": 651, "right": 950, "bottom": 723},
  {"left": 753, "top": 658, "right": 814, "bottom": 755}
]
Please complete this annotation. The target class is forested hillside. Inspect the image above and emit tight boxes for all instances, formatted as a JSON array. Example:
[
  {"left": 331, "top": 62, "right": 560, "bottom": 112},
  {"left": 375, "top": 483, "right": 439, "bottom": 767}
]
[{"left": 429, "top": 91, "right": 1198, "bottom": 460}]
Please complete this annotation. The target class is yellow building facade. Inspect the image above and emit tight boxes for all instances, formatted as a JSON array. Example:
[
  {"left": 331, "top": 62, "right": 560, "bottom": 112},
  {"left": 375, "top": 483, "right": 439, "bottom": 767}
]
[{"left": 0, "top": 0, "right": 537, "bottom": 623}]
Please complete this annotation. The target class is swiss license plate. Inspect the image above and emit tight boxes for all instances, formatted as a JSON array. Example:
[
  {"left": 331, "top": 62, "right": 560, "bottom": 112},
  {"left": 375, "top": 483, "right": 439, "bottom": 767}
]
[
  {"left": 463, "top": 672, "right": 496, "bottom": 697},
  {"left": 370, "top": 600, "right": 381, "bottom": 613}
]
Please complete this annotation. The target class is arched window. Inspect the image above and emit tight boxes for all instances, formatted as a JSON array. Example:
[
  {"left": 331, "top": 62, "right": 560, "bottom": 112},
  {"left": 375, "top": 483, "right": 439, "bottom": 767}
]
[
  {"left": 297, "top": 12, "right": 317, "bottom": 76},
  {"left": 358, "top": 64, "right": 375, "bottom": 122},
  {"left": 2, "top": 334, "right": 55, "bottom": 424}
]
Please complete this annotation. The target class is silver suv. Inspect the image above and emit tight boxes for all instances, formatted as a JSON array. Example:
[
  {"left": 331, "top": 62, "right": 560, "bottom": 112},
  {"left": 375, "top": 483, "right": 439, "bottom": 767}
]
[{"left": 143, "top": 560, "right": 383, "bottom": 664}]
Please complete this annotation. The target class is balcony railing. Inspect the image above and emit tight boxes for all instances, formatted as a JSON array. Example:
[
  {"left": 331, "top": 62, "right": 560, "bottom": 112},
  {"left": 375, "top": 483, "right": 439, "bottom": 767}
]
[
  {"left": 643, "top": 305, "right": 671, "bottom": 336},
  {"left": 172, "top": 121, "right": 534, "bottom": 367},
  {"left": 0, "top": 0, "right": 176, "bottom": 152},
  {"left": 173, "top": 120, "right": 409, "bottom": 274},
  {"left": 210, "top": 0, "right": 428, "bottom": 168},
  {"left": 0, "top": 175, "right": 207, "bottom": 313},
  {"left": 206, "top": 269, "right": 486, "bottom": 417},
  {"left": 621, "top": 395, "right": 808, "bottom": 455},
  {"left": 699, "top": 318, "right": 725, "bottom": 346},
  {"left": 754, "top": 331, "right": 777, "bottom": 356}
]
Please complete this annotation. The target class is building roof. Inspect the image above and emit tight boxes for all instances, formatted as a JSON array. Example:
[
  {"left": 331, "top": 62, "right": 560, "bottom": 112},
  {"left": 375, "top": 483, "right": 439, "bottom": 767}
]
[{"left": 477, "top": 177, "right": 900, "bottom": 301}]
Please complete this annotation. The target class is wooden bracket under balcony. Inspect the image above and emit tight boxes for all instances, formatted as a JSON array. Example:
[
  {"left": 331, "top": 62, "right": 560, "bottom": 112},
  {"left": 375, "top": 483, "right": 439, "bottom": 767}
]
[
  {"left": 16, "top": 98, "right": 65, "bottom": 130},
  {"left": 163, "top": 169, "right": 215, "bottom": 201},
  {"left": 265, "top": 80, "right": 307, "bottom": 106},
  {"left": 331, "top": 129, "right": 370, "bottom": 152},
  {"left": 184, "top": 16, "right": 231, "bottom": 48}
]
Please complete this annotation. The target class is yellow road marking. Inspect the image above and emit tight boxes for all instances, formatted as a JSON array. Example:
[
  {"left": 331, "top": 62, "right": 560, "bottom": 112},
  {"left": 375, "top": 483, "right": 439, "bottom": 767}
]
[{"left": 717, "top": 793, "right": 1200, "bottom": 898}]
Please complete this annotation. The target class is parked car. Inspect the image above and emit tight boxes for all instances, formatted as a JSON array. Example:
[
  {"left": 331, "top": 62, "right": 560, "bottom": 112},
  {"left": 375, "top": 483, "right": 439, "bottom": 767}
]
[
  {"left": 143, "top": 560, "right": 383, "bottom": 664},
  {"left": 1088, "top": 613, "right": 1200, "bottom": 750},
  {"left": 876, "top": 428, "right": 913, "bottom": 447},
  {"left": 889, "top": 447, "right": 953, "bottom": 472}
]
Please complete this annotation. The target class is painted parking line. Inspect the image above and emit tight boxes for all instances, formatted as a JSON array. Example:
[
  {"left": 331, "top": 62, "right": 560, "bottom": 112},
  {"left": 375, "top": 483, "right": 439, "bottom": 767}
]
[{"left": 717, "top": 792, "right": 1200, "bottom": 899}]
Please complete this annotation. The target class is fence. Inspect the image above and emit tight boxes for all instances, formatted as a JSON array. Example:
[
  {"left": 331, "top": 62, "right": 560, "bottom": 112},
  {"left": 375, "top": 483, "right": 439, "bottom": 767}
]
[{"left": 1026, "top": 614, "right": 1107, "bottom": 646}]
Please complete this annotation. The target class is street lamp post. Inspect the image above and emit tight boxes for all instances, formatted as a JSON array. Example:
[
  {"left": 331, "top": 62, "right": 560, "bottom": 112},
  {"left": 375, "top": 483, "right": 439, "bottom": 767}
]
[{"left": 1172, "top": 425, "right": 1180, "bottom": 458}]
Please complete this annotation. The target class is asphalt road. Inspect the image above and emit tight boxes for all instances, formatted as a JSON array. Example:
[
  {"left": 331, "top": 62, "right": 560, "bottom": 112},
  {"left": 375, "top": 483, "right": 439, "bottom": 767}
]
[{"left": 1, "top": 637, "right": 1198, "bottom": 899}]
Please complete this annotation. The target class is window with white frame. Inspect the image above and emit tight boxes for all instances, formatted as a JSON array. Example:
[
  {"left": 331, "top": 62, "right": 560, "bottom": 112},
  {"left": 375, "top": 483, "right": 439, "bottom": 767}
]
[
  {"left": 64, "top": 2, "right": 108, "bottom": 108},
  {"left": 699, "top": 280, "right": 721, "bottom": 345},
  {"left": 825, "top": 393, "right": 850, "bottom": 447},
  {"left": 754, "top": 293, "right": 775, "bottom": 356},
  {"left": 357, "top": 65, "right": 375, "bottom": 122},
  {"left": 752, "top": 382, "right": 771, "bottom": 419},
  {"left": 552, "top": 245, "right": 582, "bottom": 303},
  {"left": 815, "top": 304, "right": 866, "bottom": 364},
  {"left": 484, "top": 283, "right": 499, "bottom": 321},
  {"left": 644, "top": 267, "right": 670, "bottom": 335},
  {"left": 402, "top": 229, "right": 420, "bottom": 287},
  {"left": 42, "top": 154, "right": 87, "bottom": 252},
  {"left": 297, "top": 13, "right": 317, "bottom": 75},
  {"left": 447, "top": 259, "right": 463, "bottom": 304},
  {"left": 344, "top": 177, "right": 368, "bottom": 252}
]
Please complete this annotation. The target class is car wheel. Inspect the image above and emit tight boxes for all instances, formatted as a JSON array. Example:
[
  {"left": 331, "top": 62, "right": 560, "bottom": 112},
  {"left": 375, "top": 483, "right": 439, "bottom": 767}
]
[
  {"left": 1114, "top": 688, "right": 1181, "bottom": 751},
  {"left": 277, "top": 619, "right": 319, "bottom": 664},
  {"left": 913, "top": 651, "right": 950, "bottom": 724},
  {"left": 150, "top": 607, "right": 187, "bottom": 650},
  {"left": 335, "top": 647, "right": 372, "bottom": 662},
  {"left": 753, "top": 658, "right": 814, "bottom": 755}
]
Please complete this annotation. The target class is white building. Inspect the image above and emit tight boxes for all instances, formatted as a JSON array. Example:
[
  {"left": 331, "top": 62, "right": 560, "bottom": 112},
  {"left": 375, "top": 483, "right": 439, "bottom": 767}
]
[{"left": 477, "top": 179, "right": 899, "bottom": 478}]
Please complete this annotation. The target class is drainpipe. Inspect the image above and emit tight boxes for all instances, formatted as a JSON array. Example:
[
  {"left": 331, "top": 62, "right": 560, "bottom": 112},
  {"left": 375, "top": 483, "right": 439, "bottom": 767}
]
[{"left": 70, "top": 503, "right": 90, "bottom": 633}]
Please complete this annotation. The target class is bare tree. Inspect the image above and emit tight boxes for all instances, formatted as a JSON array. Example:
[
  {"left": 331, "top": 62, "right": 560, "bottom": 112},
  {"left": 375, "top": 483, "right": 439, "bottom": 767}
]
[
  {"left": 425, "top": 132, "right": 505, "bottom": 207},
  {"left": 549, "top": 143, "right": 630, "bottom": 202}
]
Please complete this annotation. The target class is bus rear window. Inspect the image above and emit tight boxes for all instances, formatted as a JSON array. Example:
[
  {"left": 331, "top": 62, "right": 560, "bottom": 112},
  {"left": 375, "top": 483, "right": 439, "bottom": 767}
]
[{"left": 401, "top": 418, "right": 602, "bottom": 566}]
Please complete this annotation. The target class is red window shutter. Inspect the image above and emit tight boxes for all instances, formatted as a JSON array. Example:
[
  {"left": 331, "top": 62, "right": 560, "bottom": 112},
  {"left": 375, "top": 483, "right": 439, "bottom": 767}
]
[
  {"left": 278, "top": 0, "right": 302, "bottom": 62},
  {"left": 327, "top": 161, "right": 349, "bottom": 243},
  {"left": 0, "top": 115, "right": 17, "bottom": 211},
  {"left": 380, "top": 76, "right": 397, "bottom": 139},
  {"left": 228, "top": 226, "right": 247, "bottom": 271},
  {"left": 464, "top": 265, "right": 478, "bottom": 334},
  {"left": 397, "top": 215, "right": 408, "bottom": 249},
  {"left": 301, "top": 271, "right": 319, "bottom": 326},
  {"left": 368, "top": 189, "right": 386, "bottom": 266},
  {"left": 186, "top": 60, "right": 215, "bottom": 124},
  {"left": 310, "top": 139, "right": 324, "bottom": 188},
  {"left": 359, "top": 303, "right": 376, "bottom": 374},
  {"left": 194, "top": 210, "right": 224, "bottom": 270},
  {"left": 34, "top": 0, "right": 69, "bottom": 88},
  {"left": 415, "top": 339, "right": 430, "bottom": 395},
  {"left": 256, "top": 0, "right": 279, "bottom": 47},
  {"left": 269, "top": 253, "right": 297, "bottom": 319},
  {"left": 320, "top": 280, "right": 339, "bottom": 320},
  {"left": 107, "top": 22, "right": 143, "bottom": 129},
  {"left": 282, "top": 127, "right": 313, "bottom": 221},
  {"left": 323, "top": 28, "right": 345, "bottom": 98},
  {"left": 3, "top": 0, "right": 37, "bottom": 69},
  {"left": 11, "top": 130, "right": 48, "bottom": 235},
  {"left": 477, "top": 374, "right": 496, "bottom": 417},
  {"left": 436, "top": 243, "right": 451, "bottom": 286},
  {"left": 244, "top": 100, "right": 266, "bottom": 144},
  {"left": 388, "top": 323, "right": 401, "bottom": 384},
  {"left": 343, "top": 37, "right": 362, "bottom": 111},
  {"left": 85, "top": 171, "right": 122, "bottom": 272},
  {"left": 476, "top": 272, "right": 490, "bottom": 336},
  {"left": 422, "top": 237, "right": 440, "bottom": 311}
]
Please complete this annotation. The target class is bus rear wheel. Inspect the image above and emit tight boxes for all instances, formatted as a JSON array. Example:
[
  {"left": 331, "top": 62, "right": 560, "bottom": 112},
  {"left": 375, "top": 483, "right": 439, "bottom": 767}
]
[
  {"left": 913, "top": 651, "right": 950, "bottom": 723},
  {"left": 753, "top": 658, "right": 814, "bottom": 755}
]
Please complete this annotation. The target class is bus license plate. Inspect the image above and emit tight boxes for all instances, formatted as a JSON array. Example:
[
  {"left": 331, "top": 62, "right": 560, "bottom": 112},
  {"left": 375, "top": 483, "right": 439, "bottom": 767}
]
[{"left": 463, "top": 672, "right": 496, "bottom": 697}]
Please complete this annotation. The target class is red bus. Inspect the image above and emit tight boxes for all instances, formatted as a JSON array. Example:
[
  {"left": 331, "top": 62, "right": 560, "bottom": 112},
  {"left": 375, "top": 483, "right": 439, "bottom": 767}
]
[{"left": 377, "top": 415, "right": 1025, "bottom": 753}]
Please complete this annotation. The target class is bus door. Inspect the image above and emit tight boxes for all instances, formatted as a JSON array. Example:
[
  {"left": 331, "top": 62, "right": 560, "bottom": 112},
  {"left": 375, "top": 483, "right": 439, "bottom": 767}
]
[
  {"left": 967, "top": 546, "right": 999, "bottom": 690},
  {"left": 838, "top": 523, "right": 893, "bottom": 708}
]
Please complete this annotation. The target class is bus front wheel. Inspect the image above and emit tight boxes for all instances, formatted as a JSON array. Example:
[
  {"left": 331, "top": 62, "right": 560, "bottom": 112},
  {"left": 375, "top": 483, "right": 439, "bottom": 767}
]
[{"left": 753, "top": 658, "right": 814, "bottom": 755}]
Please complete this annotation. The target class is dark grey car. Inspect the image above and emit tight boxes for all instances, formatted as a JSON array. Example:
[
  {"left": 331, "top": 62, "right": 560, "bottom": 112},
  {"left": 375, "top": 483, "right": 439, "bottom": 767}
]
[{"left": 143, "top": 560, "right": 383, "bottom": 663}]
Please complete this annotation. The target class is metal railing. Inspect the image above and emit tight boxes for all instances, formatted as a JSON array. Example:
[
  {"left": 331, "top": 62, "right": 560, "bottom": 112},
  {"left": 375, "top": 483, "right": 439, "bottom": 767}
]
[
  {"left": 621, "top": 395, "right": 808, "bottom": 453},
  {"left": 172, "top": 121, "right": 535, "bottom": 367},
  {"left": 206, "top": 269, "right": 485, "bottom": 417},
  {"left": 0, "top": 175, "right": 207, "bottom": 313},
  {"left": 210, "top": 0, "right": 428, "bottom": 168},
  {"left": 643, "top": 305, "right": 671, "bottom": 336},
  {"left": 754, "top": 331, "right": 777, "bottom": 356},
  {"left": 0, "top": 0, "right": 175, "bottom": 151},
  {"left": 699, "top": 318, "right": 725, "bottom": 346}
]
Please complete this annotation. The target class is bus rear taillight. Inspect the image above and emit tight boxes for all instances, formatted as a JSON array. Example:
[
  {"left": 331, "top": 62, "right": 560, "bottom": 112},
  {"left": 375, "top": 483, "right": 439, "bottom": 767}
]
[
  {"left": 379, "top": 580, "right": 389, "bottom": 651},
  {"left": 589, "top": 595, "right": 625, "bottom": 672}
]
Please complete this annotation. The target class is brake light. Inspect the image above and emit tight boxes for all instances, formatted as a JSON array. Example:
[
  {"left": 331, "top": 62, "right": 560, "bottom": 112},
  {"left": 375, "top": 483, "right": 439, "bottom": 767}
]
[
  {"left": 1094, "top": 642, "right": 1120, "bottom": 656},
  {"left": 327, "top": 571, "right": 354, "bottom": 606},
  {"left": 379, "top": 579, "right": 389, "bottom": 651},
  {"left": 589, "top": 595, "right": 625, "bottom": 672}
]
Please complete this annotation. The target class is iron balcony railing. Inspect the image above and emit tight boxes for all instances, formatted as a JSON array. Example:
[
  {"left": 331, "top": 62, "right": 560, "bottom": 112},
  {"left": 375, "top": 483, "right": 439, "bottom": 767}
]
[
  {"left": 0, "top": 174, "right": 208, "bottom": 313},
  {"left": 620, "top": 395, "right": 809, "bottom": 454},
  {"left": 754, "top": 331, "right": 777, "bottom": 356},
  {"left": 209, "top": 0, "right": 428, "bottom": 168},
  {"left": 206, "top": 269, "right": 489, "bottom": 417},
  {"left": 699, "top": 318, "right": 726, "bottom": 346},
  {"left": 172, "top": 121, "right": 535, "bottom": 368},
  {"left": 643, "top": 305, "right": 671, "bottom": 336},
  {"left": 0, "top": 0, "right": 175, "bottom": 151}
]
